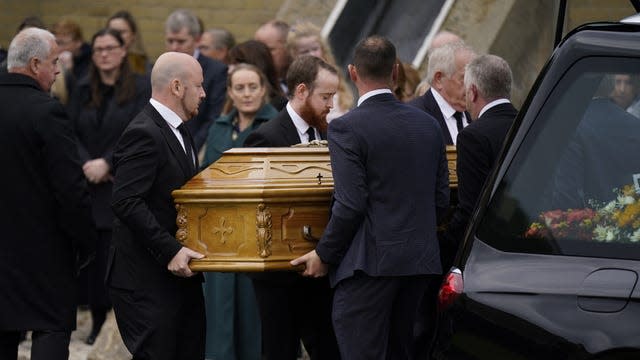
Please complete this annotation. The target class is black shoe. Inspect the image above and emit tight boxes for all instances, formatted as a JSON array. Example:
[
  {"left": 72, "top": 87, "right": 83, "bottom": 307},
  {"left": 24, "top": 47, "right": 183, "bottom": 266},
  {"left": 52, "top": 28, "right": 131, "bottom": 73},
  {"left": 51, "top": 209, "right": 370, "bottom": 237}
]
[{"left": 85, "top": 332, "right": 98, "bottom": 345}]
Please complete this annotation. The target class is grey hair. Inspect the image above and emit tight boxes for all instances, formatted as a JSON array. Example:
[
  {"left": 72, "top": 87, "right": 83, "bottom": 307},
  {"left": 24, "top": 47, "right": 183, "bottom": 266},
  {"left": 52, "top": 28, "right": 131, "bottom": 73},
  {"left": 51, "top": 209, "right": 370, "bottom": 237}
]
[
  {"left": 204, "top": 28, "right": 236, "bottom": 50},
  {"left": 165, "top": 9, "right": 201, "bottom": 37},
  {"left": 7, "top": 27, "right": 54, "bottom": 70},
  {"left": 464, "top": 54, "right": 512, "bottom": 101},
  {"left": 426, "top": 41, "right": 472, "bottom": 85}
]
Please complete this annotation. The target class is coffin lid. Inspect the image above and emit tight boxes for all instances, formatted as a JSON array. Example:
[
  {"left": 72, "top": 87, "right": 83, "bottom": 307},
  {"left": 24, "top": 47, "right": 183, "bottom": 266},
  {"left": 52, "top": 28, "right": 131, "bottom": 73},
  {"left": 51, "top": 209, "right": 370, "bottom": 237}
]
[{"left": 172, "top": 147, "right": 333, "bottom": 202}]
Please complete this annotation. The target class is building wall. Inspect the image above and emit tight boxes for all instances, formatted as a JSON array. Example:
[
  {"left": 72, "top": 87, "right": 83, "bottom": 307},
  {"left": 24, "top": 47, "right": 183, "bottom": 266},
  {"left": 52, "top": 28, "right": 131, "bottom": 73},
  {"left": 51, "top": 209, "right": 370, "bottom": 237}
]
[{"left": 0, "top": 0, "right": 290, "bottom": 60}]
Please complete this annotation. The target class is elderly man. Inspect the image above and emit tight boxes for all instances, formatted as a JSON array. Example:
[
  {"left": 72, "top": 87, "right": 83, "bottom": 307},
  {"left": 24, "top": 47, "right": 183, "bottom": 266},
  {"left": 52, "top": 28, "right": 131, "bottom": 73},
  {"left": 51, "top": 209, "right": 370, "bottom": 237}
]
[
  {"left": 244, "top": 55, "right": 341, "bottom": 360},
  {"left": 409, "top": 42, "right": 476, "bottom": 145},
  {"left": 292, "top": 36, "right": 449, "bottom": 359},
  {"left": 108, "top": 52, "right": 206, "bottom": 360},
  {"left": 0, "top": 27, "right": 97, "bottom": 360},
  {"left": 447, "top": 54, "right": 518, "bottom": 261},
  {"left": 199, "top": 28, "right": 236, "bottom": 64},
  {"left": 165, "top": 9, "right": 227, "bottom": 151},
  {"left": 255, "top": 19, "right": 292, "bottom": 94}
]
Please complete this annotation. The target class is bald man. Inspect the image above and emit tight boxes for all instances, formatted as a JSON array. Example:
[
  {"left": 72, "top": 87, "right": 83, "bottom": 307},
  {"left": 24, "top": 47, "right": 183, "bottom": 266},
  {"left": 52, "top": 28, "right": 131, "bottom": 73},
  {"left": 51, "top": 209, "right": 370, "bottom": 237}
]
[{"left": 108, "top": 52, "right": 207, "bottom": 360}]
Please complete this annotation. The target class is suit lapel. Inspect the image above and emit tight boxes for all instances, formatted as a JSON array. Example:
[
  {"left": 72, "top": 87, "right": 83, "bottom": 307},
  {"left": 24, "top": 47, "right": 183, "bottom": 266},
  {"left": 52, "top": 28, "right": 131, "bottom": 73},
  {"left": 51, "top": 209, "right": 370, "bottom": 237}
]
[
  {"left": 425, "top": 90, "right": 453, "bottom": 144},
  {"left": 145, "top": 105, "right": 194, "bottom": 178},
  {"left": 280, "top": 112, "right": 302, "bottom": 145}
]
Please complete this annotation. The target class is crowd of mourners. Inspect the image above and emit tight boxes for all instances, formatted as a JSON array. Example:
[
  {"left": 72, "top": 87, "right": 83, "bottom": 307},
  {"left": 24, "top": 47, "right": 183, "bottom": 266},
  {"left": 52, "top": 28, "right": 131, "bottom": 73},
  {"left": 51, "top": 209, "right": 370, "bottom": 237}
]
[{"left": 0, "top": 7, "right": 523, "bottom": 360}]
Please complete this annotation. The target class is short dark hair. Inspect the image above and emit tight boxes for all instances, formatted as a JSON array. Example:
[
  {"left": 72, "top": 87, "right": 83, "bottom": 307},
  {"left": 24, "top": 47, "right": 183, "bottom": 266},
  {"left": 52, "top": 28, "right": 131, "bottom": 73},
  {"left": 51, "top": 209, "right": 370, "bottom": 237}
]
[
  {"left": 286, "top": 55, "right": 337, "bottom": 97},
  {"left": 352, "top": 36, "right": 396, "bottom": 82}
]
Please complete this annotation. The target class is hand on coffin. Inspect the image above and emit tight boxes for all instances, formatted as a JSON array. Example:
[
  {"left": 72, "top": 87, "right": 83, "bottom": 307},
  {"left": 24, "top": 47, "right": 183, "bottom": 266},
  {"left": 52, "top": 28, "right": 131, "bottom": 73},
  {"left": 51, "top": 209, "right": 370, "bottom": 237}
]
[
  {"left": 290, "top": 250, "right": 328, "bottom": 278},
  {"left": 168, "top": 247, "right": 204, "bottom": 277}
]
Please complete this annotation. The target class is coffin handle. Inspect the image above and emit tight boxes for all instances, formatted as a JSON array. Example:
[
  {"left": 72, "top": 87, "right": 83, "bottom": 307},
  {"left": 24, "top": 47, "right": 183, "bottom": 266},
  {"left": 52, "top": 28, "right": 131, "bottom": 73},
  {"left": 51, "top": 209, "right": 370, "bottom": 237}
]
[{"left": 302, "top": 225, "right": 320, "bottom": 242}]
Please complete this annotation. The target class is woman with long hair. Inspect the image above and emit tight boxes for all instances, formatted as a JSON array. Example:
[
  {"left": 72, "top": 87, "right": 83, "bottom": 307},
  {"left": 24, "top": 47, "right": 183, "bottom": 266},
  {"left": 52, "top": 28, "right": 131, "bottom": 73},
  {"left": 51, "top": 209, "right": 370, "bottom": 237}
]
[
  {"left": 106, "top": 10, "right": 151, "bottom": 75},
  {"left": 67, "top": 28, "right": 150, "bottom": 345}
]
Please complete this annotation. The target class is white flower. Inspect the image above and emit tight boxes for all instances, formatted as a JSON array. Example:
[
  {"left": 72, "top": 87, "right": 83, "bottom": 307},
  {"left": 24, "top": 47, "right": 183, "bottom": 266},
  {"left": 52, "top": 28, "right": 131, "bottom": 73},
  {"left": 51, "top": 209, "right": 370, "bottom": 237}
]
[
  {"left": 631, "top": 228, "right": 640, "bottom": 243},
  {"left": 618, "top": 195, "right": 635, "bottom": 205},
  {"left": 593, "top": 226, "right": 609, "bottom": 241},
  {"left": 601, "top": 200, "right": 618, "bottom": 214}
]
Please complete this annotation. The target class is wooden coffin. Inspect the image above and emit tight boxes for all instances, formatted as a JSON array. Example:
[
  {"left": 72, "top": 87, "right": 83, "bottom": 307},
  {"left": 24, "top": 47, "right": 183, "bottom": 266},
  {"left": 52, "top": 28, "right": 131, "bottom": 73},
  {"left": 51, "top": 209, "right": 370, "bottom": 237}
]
[
  {"left": 172, "top": 145, "right": 458, "bottom": 272},
  {"left": 172, "top": 147, "right": 333, "bottom": 272}
]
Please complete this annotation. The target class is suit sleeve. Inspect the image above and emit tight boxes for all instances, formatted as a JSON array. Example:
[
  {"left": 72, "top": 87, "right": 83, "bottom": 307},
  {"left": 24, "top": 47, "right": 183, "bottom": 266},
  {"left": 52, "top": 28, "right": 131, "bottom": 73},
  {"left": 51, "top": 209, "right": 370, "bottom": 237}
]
[
  {"left": 315, "top": 118, "right": 366, "bottom": 265},
  {"left": 447, "top": 128, "right": 489, "bottom": 243},
  {"left": 111, "top": 126, "right": 183, "bottom": 266},
  {"left": 38, "top": 101, "right": 97, "bottom": 272}
]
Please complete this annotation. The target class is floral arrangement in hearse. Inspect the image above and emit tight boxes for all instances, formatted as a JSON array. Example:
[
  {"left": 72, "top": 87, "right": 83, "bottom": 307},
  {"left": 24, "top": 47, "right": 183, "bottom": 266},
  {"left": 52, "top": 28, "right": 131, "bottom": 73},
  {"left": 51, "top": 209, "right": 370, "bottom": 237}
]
[{"left": 525, "top": 184, "right": 640, "bottom": 243}]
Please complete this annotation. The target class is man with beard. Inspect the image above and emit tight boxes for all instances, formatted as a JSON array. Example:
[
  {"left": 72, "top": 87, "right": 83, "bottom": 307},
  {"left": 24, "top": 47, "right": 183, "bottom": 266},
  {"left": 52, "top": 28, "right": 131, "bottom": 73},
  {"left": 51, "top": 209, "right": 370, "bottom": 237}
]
[
  {"left": 107, "top": 52, "right": 207, "bottom": 360},
  {"left": 243, "top": 55, "right": 341, "bottom": 360}
]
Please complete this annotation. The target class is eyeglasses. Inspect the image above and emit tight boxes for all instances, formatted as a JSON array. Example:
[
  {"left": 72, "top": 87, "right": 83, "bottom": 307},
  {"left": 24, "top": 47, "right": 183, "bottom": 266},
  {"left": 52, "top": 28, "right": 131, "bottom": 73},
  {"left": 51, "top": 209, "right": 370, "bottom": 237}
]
[{"left": 92, "top": 45, "right": 121, "bottom": 54}]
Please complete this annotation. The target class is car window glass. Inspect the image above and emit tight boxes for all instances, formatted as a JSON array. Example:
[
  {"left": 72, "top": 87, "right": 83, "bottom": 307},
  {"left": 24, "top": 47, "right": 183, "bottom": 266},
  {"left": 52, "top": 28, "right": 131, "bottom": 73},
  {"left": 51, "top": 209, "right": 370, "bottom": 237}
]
[{"left": 477, "top": 57, "right": 640, "bottom": 260}]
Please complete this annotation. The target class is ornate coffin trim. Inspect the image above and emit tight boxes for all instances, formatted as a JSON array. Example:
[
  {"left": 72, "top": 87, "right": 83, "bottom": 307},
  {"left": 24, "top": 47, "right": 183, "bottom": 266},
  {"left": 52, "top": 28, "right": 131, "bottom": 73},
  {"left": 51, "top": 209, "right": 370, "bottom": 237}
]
[{"left": 256, "top": 203, "right": 272, "bottom": 258}]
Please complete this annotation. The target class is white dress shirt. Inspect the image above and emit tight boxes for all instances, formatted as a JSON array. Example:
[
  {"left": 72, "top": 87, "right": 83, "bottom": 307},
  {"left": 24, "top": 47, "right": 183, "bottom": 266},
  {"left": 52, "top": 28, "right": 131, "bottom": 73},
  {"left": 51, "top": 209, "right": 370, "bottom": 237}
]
[
  {"left": 286, "top": 102, "right": 320, "bottom": 143},
  {"left": 431, "top": 88, "right": 469, "bottom": 145}
]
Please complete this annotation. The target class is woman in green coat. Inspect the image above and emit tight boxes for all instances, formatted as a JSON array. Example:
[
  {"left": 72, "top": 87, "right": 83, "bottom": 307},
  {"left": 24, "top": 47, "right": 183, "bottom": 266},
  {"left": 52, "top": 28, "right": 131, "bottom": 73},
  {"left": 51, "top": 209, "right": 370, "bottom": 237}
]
[{"left": 202, "top": 63, "right": 278, "bottom": 360}]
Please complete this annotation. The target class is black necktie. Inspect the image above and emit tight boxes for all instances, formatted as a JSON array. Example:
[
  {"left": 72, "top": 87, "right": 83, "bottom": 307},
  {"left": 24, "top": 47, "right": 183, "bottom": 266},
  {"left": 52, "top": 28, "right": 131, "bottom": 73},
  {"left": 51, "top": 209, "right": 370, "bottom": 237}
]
[
  {"left": 453, "top": 112, "right": 464, "bottom": 132},
  {"left": 177, "top": 123, "right": 195, "bottom": 173},
  {"left": 306, "top": 127, "right": 316, "bottom": 142}
]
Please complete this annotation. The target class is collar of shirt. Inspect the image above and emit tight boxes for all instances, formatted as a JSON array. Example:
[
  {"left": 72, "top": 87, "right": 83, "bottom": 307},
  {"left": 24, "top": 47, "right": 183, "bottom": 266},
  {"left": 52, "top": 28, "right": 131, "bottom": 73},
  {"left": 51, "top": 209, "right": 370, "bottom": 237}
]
[
  {"left": 286, "top": 102, "right": 317, "bottom": 143},
  {"left": 193, "top": 48, "right": 201, "bottom": 60},
  {"left": 431, "top": 88, "right": 469, "bottom": 145},
  {"left": 357, "top": 88, "right": 393, "bottom": 107},
  {"left": 149, "top": 98, "right": 187, "bottom": 150},
  {"left": 478, "top": 98, "right": 511, "bottom": 118}
]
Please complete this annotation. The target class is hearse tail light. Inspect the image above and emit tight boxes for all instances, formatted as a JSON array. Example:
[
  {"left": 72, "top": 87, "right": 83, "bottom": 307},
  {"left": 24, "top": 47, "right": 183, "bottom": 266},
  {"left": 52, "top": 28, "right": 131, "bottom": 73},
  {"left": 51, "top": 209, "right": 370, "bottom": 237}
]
[{"left": 437, "top": 267, "right": 463, "bottom": 311}]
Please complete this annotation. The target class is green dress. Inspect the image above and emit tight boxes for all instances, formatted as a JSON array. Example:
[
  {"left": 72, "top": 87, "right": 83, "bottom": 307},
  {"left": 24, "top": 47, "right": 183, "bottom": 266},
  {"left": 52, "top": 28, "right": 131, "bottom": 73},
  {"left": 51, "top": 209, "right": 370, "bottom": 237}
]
[{"left": 202, "top": 104, "right": 278, "bottom": 360}]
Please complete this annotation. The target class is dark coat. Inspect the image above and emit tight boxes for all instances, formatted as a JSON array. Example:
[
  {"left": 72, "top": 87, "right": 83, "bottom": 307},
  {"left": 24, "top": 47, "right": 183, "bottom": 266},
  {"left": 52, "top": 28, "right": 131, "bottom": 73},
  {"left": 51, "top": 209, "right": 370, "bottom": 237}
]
[
  {"left": 108, "top": 104, "right": 204, "bottom": 355},
  {"left": 0, "top": 73, "right": 97, "bottom": 331},
  {"left": 187, "top": 54, "right": 228, "bottom": 150},
  {"left": 202, "top": 103, "right": 278, "bottom": 167},
  {"left": 67, "top": 74, "right": 150, "bottom": 229},
  {"left": 407, "top": 88, "right": 471, "bottom": 145},
  {"left": 446, "top": 102, "right": 518, "bottom": 250},
  {"left": 243, "top": 107, "right": 326, "bottom": 147},
  {"left": 315, "top": 92, "right": 450, "bottom": 286}
]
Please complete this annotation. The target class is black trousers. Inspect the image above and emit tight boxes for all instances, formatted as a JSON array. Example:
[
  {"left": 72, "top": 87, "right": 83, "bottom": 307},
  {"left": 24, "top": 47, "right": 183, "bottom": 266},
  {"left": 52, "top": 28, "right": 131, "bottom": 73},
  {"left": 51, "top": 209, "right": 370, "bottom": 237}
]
[
  {"left": 110, "top": 277, "right": 205, "bottom": 360},
  {"left": 332, "top": 272, "right": 439, "bottom": 360},
  {"left": 0, "top": 330, "right": 70, "bottom": 360},
  {"left": 251, "top": 273, "right": 340, "bottom": 360}
]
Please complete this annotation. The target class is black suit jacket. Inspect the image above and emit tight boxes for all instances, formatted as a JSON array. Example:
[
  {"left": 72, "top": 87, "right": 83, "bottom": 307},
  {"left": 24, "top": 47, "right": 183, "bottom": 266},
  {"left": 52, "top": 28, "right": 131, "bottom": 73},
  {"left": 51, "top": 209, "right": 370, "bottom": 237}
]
[
  {"left": 446, "top": 102, "right": 517, "bottom": 249},
  {"left": 187, "top": 55, "right": 227, "bottom": 150},
  {"left": 109, "top": 103, "right": 201, "bottom": 290},
  {"left": 244, "top": 106, "right": 325, "bottom": 147},
  {"left": 408, "top": 88, "right": 470, "bottom": 145},
  {"left": 68, "top": 74, "right": 150, "bottom": 229},
  {"left": 0, "top": 73, "right": 97, "bottom": 331},
  {"left": 315, "top": 93, "right": 450, "bottom": 286}
]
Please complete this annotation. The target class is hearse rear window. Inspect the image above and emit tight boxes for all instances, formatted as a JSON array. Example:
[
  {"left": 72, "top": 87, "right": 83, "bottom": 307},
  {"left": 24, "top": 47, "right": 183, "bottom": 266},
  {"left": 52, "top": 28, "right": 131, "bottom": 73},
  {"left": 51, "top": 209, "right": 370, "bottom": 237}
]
[{"left": 477, "top": 57, "right": 640, "bottom": 260}]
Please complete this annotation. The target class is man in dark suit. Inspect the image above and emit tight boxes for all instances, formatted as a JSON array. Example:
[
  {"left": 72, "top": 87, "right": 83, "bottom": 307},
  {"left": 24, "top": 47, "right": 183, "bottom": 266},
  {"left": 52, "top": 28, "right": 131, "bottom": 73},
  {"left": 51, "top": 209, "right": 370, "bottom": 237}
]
[
  {"left": 292, "top": 36, "right": 450, "bottom": 359},
  {"left": 0, "top": 27, "right": 96, "bottom": 360},
  {"left": 108, "top": 52, "right": 206, "bottom": 360},
  {"left": 165, "top": 9, "right": 228, "bottom": 150},
  {"left": 244, "top": 55, "right": 341, "bottom": 360},
  {"left": 408, "top": 42, "right": 475, "bottom": 145},
  {"left": 446, "top": 54, "right": 518, "bottom": 255}
]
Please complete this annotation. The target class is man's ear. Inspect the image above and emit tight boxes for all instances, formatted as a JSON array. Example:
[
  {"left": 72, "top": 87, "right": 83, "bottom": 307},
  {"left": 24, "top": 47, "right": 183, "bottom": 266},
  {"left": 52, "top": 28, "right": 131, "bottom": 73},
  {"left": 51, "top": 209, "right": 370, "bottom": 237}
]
[
  {"left": 433, "top": 71, "right": 444, "bottom": 90},
  {"left": 170, "top": 78, "right": 182, "bottom": 97},
  {"left": 29, "top": 57, "right": 40, "bottom": 76},
  {"left": 294, "top": 82, "right": 308, "bottom": 100},
  {"left": 348, "top": 64, "right": 358, "bottom": 82},
  {"left": 469, "top": 84, "right": 478, "bottom": 103}
]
